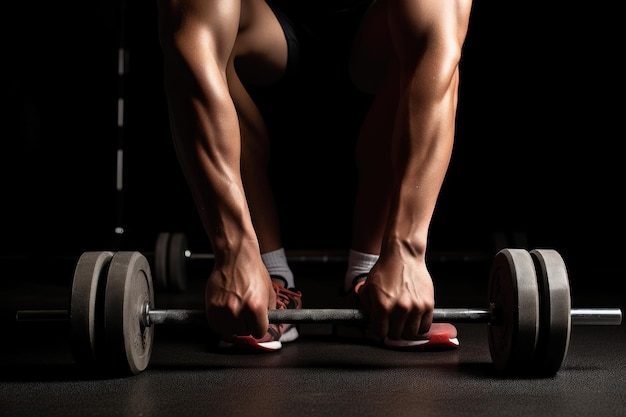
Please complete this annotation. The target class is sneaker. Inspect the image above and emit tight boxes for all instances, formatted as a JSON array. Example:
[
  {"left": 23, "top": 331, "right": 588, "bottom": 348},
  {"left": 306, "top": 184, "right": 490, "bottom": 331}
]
[
  {"left": 333, "top": 274, "right": 459, "bottom": 350},
  {"left": 383, "top": 323, "right": 459, "bottom": 351},
  {"left": 218, "top": 277, "right": 302, "bottom": 352}
]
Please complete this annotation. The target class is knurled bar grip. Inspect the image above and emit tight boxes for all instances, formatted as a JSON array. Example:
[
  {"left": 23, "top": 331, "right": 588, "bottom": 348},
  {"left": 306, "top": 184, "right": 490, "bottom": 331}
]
[
  {"left": 146, "top": 307, "right": 623, "bottom": 326},
  {"left": 16, "top": 307, "right": 623, "bottom": 326},
  {"left": 146, "top": 308, "right": 493, "bottom": 325}
]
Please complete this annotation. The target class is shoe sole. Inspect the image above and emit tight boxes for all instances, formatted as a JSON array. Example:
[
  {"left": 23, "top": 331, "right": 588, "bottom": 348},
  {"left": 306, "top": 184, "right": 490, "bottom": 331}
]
[
  {"left": 218, "top": 336, "right": 283, "bottom": 352},
  {"left": 333, "top": 322, "right": 460, "bottom": 351},
  {"left": 218, "top": 327, "right": 299, "bottom": 352},
  {"left": 384, "top": 332, "right": 460, "bottom": 351}
]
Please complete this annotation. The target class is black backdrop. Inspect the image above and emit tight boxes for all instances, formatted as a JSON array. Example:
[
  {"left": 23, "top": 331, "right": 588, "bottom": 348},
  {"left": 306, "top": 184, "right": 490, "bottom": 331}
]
[{"left": 2, "top": 2, "right": 624, "bottom": 283}]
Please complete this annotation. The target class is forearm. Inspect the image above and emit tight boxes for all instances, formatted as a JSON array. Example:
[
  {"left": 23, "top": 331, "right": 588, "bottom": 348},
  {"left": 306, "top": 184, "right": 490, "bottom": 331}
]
[
  {"left": 157, "top": 0, "right": 259, "bottom": 262},
  {"left": 381, "top": 0, "right": 470, "bottom": 258},
  {"left": 174, "top": 99, "right": 259, "bottom": 260},
  {"left": 384, "top": 67, "right": 459, "bottom": 256},
  {"left": 162, "top": 59, "right": 259, "bottom": 262}
]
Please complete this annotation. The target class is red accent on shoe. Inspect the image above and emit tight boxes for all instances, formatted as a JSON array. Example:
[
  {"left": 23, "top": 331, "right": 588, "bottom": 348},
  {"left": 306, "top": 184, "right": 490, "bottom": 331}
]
[{"left": 383, "top": 323, "right": 460, "bottom": 351}]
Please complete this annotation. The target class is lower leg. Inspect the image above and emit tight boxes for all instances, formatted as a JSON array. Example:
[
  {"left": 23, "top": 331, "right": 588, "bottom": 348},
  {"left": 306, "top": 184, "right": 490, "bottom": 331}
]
[{"left": 344, "top": 77, "right": 399, "bottom": 292}]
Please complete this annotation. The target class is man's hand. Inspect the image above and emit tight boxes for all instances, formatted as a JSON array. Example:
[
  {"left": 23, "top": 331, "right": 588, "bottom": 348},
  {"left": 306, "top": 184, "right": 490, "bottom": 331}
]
[
  {"left": 357, "top": 248, "right": 434, "bottom": 341},
  {"left": 205, "top": 253, "right": 275, "bottom": 341}
]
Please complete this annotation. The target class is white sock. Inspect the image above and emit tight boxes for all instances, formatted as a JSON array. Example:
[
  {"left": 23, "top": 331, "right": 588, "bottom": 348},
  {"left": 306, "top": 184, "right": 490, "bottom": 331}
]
[
  {"left": 261, "top": 248, "right": 295, "bottom": 289},
  {"left": 344, "top": 249, "right": 379, "bottom": 292}
]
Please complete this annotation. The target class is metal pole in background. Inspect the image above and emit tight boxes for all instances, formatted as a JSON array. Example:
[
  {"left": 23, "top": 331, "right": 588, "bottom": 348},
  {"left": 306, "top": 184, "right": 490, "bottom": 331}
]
[{"left": 114, "top": 0, "right": 128, "bottom": 246}]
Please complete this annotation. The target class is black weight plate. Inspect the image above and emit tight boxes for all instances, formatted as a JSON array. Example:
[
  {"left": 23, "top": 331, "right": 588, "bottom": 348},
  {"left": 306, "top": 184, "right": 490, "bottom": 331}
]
[
  {"left": 70, "top": 251, "right": 114, "bottom": 369},
  {"left": 167, "top": 232, "right": 188, "bottom": 292},
  {"left": 488, "top": 248, "right": 539, "bottom": 374},
  {"left": 154, "top": 232, "right": 171, "bottom": 291},
  {"left": 104, "top": 251, "right": 155, "bottom": 375},
  {"left": 530, "top": 249, "right": 571, "bottom": 377}
]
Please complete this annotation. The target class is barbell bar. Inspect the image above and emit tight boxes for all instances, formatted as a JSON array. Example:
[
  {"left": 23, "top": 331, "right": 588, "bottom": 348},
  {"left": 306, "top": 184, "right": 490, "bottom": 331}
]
[
  {"left": 13, "top": 249, "right": 623, "bottom": 377},
  {"left": 153, "top": 232, "right": 352, "bottom": 292},
  {"left": 152, "top": 232, "right": 496, "bottom": 292},
  {"left": 16, "top": 306, "right": 621, "bottom": 327}
]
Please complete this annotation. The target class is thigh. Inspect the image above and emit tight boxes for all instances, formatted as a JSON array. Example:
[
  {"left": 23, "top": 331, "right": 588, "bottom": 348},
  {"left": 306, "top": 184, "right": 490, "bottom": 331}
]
[
  {"left": 348, "top": 0, "right": 390, "bottom": 94},
  {"left": 349, "top": 0, "right": 472, "bottom": 94},
  {"left": 233, "top": 0, "right": 290, "bottom": 86}
]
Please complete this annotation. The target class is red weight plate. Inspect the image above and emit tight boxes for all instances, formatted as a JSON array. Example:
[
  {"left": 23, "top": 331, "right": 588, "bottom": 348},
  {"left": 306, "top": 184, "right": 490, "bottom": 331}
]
[
  {"left": 487, "top": 248, "right": 539, "bottom": 374},
  {"left": 70, "top": 251, "right": 114, "bottom": 369},
  {"left": 104, "top": 251, "right": 155, "bottom": 375},
  {"left": 530, "top": 249, "right": 571, "bottom": 377}
]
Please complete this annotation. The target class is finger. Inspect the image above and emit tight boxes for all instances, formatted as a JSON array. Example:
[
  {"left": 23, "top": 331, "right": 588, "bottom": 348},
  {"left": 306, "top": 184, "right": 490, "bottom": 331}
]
[
  {"left": 418, "top": 309, "right": 433, "bottom": 335},
  {"left": 206, "top": 308, "right": 236, "bottom": 341},
  {"left": 244, "top": 309, "right": 269, "bottom": 339},
  {"left": 365, "top": 299, "right": 389, "bottom": 341},
  {"left": 246, "top": 320, "right": 268, "bottom": 339},
  {"left": 236, "top": 297, "right": 270, "bottom": 339},
  {"left": 387, "top": 307, "right": 409, "bottom": 341},
  {"left": 398, "top": 306, "right": 434, "bottom": 340},
  {"left": 400, "top": 309, "right": 423, "bottom": 340}
]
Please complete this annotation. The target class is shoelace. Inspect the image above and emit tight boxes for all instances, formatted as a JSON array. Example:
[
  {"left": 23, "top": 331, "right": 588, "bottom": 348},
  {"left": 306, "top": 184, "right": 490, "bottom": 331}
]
[{"left": 272, "top": 282, "right": 302, "bottom": 310}]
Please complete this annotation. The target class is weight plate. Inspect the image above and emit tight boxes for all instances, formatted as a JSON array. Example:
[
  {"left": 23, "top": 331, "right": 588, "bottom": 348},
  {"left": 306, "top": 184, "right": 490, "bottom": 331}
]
[
  {"left": 167, "top": 232, "right": 188, "bottom": 292},
  {"left": 70, "top": 251, "right": 114, "bottom": 369},
  {"left": 104, "top": 251, "right": 154, "bottom": 375},
  {"left": 530, "top": 249, "right": 571, "bottom": 377},
  {"left": 488, "top": 248, "right": 540, "bottom": 374},
  {"left": 154, "top": 232, "right": 171, "bottom": 291}
]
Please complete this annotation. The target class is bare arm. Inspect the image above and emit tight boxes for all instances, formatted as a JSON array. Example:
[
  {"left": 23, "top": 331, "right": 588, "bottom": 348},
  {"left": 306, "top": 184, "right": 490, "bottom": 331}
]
[
  {"left": 356, "top": 0, "right": 473, "bottom": 340},
  {"left": 156, "top": 0, "right": 275, "bottom": 340}
]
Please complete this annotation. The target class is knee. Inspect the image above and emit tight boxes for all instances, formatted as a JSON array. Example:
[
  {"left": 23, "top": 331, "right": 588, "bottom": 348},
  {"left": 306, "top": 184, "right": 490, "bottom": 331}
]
[{"left": 388, "top": 0, "right": 472, "bottom": 93}]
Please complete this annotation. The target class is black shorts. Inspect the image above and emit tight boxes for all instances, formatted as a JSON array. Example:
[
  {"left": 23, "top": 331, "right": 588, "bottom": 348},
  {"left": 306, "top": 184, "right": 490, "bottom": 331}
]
[
  {"left": 250, "top": 0, "right": 374, "bottom": 137},
  {"left": 266, "top": 0, "right": 373, "bottom": 83}
]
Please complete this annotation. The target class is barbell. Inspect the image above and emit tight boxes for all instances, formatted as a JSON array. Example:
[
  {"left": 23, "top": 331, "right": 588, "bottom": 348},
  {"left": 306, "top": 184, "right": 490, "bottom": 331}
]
[{"left": 14, "top": 248, "right": 622, "bottom": 377}]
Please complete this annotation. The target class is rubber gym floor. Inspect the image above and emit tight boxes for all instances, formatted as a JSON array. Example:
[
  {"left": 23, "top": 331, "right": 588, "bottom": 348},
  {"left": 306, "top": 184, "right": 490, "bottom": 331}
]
[{"left": 1, "top": 255, "right": 624, "bottom": 417}]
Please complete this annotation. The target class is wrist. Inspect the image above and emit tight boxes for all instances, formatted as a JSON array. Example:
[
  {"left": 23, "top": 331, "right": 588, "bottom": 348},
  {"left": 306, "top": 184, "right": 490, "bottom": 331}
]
[
  {"left": 210, "top": 227, "right": 260, "bottom": 265},
  {"left": 382, "top": 235, "right": 428, "bottom": 261}
]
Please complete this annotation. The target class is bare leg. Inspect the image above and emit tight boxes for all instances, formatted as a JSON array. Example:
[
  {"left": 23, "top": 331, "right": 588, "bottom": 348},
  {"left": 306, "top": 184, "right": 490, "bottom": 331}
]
[{"left": 230, "top": 0, "right": 287, "bottom": 254}]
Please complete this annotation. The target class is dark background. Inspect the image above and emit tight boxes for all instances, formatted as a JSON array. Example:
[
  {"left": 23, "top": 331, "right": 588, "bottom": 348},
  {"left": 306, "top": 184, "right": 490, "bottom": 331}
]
[{"left": 2, "top": 2, "right": 624, "bottom": 285}]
